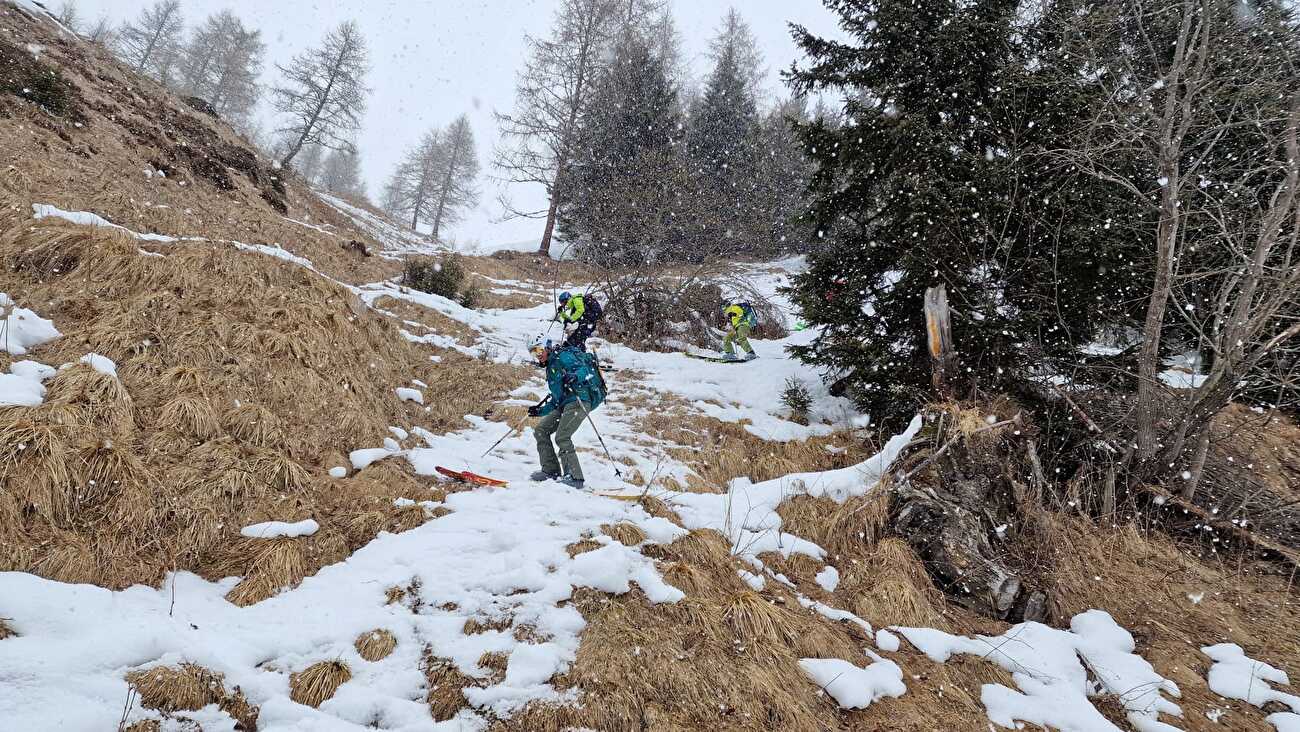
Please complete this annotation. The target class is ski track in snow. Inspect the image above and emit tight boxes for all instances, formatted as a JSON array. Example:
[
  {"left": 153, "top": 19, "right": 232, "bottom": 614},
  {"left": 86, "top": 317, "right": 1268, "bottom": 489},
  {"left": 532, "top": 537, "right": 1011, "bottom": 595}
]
[{"left": 1, "top": 205, "right": 1276, "bottom": 731}]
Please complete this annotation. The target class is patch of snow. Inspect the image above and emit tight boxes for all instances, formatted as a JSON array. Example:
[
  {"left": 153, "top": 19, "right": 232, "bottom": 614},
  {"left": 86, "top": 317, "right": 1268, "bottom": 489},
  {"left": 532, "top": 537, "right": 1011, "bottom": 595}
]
[
  {"left": 395, "top": 387, "right": 424, "bottom": 404},
  {"left": 875, "top": 629, "right": 901, "bottom": 652},
  {"left": 0, "top": 359, "right": 55, "bottom": 407},
  {"left": 240, "top": 519, "right": 320, "bottom": 539},
  {"left": 1, "top": 292, "right": 62, "bottom": 355},
  {"left": 77, "top": 353, "right": 117, "bottom": 377},
  {"left": 232, "top": 242, "right": 315, "bottom": 270},
  {"left": 1202, "top": 643, "right": 1300, "bottom": 718},
  {"left": 0, "top": 476, "right": 682, "bottom": 728},
  {"left": 666, "top": 415, "right": 921, "bottom": 563},
  {"left": 815, "top": 565, "right": 840, "bottom": 593},
  {"left": 798, "top": 656, "right": 906, "bottom": 710},
  {"left": 389, "top": 426, "right": 409, "bottom": 440},
  {"left": 32, "top": 203, "right": 177, "bottom": 242},
  {"left": 350, "top": 447, "right": 397, "bottom": 470},
  {"left": 1269, "top": 713, "right": 1300, "bottom": 732},
  {"left": 738, "top": 569, "right": 766, "bottom": 590},
  {"left": 328, "top": 466, "right": 348, "bottom": 479},
  {"left": 799, "top": 596, "right": 872, "bottom": 635},
  {"left": 897, "top": 610, "right": 1183, "bottom": 732}
]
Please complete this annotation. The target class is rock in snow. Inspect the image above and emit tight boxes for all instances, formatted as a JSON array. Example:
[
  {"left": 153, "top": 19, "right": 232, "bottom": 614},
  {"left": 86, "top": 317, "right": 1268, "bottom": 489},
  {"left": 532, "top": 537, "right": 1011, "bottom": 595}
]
[{"left": 240, "top": 519, "right": 320, "bottom": 539}]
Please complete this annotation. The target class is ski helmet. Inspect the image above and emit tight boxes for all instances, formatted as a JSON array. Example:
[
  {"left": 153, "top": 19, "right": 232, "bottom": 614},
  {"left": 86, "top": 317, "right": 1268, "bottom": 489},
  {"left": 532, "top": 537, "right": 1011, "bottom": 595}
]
[
  {"left": 558, "top": 291, "right": 572, "bottom": 303},
  {"left": 529, "top": 338, "right": 551, "bottom": 363}
]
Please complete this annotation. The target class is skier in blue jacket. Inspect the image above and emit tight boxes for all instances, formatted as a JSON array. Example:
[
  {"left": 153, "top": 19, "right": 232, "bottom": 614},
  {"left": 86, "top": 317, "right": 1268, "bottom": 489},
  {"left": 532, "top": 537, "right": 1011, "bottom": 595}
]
[{"left": 527, "top": 340, "right": 606, "bottom": 489}]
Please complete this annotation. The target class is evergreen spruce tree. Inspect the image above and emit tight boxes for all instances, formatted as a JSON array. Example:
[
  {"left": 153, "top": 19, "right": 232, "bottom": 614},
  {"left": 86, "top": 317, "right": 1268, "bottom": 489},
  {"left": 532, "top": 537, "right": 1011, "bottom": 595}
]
[
  {"left": 686, "top": 9, "right": 763, "bottom": 256},
  {"left": 558, "top": 31, "right": 685, "bottom": 266},
  {"left": 785, "top": 0, "right": 1147, "bottom": 424}
]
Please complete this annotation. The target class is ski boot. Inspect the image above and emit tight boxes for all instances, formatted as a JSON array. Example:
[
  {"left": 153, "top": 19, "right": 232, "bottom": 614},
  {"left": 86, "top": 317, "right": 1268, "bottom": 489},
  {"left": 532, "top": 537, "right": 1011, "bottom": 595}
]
[
  {"left": 743, "top": 351, "right": 758, "bottom": 361},
  {"left": 722, "top": 352, "right": 741, "bottom": 362},
  {"left": 530, "top": 470, "right": 560, "bottom": 482},
  {"left": 559, "top": 475, "right": 585, "bottom": 490}
]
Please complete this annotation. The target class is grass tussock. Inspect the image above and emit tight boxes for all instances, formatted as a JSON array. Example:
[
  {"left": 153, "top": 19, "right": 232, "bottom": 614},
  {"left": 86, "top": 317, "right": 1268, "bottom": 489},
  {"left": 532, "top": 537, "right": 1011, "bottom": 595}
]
[
  {"left": 0, "top": 210, "right": 523, "bottom": 593},
  {"left": 124, "top": 663, "right": 225, "bottom": 713},
  {"left": 601, "top": 522, "right": 647, "bottom": 547},
  {"left": 289, "top": 660, "right": 352, "bottom": 708},
  {"left": 846, "top": 538, "right": 947, "bottom": 629},
  {"left": 223, "top": 538, "right": 306, "bottom": 606},
  {"left": 566, "top": 539, "right": 603, "bottom": 558},
  {"left": 423, "top": 652, "right": 474, "bottom": 722},
  {"left": 777, "top": 490, "right": 892, "bottom": 560},
  {"left": 354, "top": 628, "right": 397, "bottom": 662},
  {"left": 0, "top": 617, "right": 13, "bottom": 639}
]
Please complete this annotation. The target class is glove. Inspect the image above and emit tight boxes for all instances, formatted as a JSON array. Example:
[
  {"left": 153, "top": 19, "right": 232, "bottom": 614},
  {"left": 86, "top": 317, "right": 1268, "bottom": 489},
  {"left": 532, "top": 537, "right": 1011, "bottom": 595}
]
[{"left": 527, "top": 404, "right": 541, "bottom": 417}]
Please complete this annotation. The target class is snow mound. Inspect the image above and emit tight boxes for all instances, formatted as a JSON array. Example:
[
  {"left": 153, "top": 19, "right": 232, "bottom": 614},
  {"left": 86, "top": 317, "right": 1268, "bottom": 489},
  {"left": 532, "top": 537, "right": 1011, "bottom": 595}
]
[
  {"left": 897, "top": 610, "right": 1183, "bottom": 732},
  {"left": 0, "top": 359, "right": 55, "bottom": 407},
  {"left": 240, "top": 519, "right": 320, "bottom": 539},
  {"left": 1, "top": 292, "right": 61, "bottom": 355},
  {"left": 1202, "top": 643, "right": 1300, "bottom": 724},
  {"left": 77, "top": 353, "right": 117, "bottom": 377},
  {"left": 798, "top": 656, "right": 906, "bottom": 709}
]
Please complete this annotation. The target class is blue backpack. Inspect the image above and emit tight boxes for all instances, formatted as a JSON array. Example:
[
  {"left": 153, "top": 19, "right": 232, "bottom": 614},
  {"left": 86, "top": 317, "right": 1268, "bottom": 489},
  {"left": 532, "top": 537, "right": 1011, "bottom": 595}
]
[
  {"left": 736, "top": 301, "right": 759, "bottom": 329},
  {"left": 553, "top": 347, "right": 606, "bottom": 409}
]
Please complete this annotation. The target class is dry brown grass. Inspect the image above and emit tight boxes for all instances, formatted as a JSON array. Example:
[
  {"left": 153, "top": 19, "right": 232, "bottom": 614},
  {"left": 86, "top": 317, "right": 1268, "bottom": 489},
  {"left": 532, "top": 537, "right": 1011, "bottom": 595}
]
[
  {"left": 0, "top": 210, "right": 525, "bottom": 594},
  {"left": 845, "top": 538, "right": 947, "bottom": 629},
  {"left": 601, "top": 522, "right": 647, "bottom": 547},
  {"left": 778, "top": 489, "right": 892, "bottom": 560},
  {"left": 565, "top": 538, "right": 602, "bottom": 558},
  {"left": 124, "top": 662, "right": 258, "bottom": 729},
  {"left": 423, "top": 651, "right": 474, "bottom": 722},
  {"left": 0, "top": 617, "right": 13, "bottom": 639},
  {"left": 354, "top": 628, "right": 397, "bottom": 662},
  {"left": 222, "top": 538, "right": 306, "bottom": 607},
  {"left": 289, "top": 660, "right": 351, "bottom": 708},
  {"left": 630, "top": 392, "right": 872, "bottom": 490}
]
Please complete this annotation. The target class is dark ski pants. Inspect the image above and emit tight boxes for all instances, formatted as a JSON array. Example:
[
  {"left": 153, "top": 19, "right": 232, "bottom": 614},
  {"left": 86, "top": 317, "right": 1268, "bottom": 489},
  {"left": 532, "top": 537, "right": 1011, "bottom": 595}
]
[
  {"left": 536, "top": 400, "right": 588, "bottom": 480},
  {"left": 564, "top": 321, "right": 596, "bottom": 350}
]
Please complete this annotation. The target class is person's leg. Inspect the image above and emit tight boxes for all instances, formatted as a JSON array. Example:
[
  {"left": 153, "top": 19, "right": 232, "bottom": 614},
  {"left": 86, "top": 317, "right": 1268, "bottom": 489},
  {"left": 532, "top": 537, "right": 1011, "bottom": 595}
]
[
  {"left": 554, "top": 401, "right": 587, "bottom": 481},
  {"left": 723, "top": 327, "right": 738, "bottom": 356},
  {"left": 734, "top": 322, "right": 754, "bottom": 355},
  {"left": 534, "top": 409, "right": 562, "bottom": 476},
  {"left": 566, "top": 322, "right": 594, "bottom": 349}
]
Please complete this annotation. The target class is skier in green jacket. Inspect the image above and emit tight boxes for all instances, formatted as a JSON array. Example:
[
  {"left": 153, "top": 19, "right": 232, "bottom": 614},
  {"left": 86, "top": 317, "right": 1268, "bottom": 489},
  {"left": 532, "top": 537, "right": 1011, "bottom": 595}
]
[
  {"left": 722, "top": 302, "right": 759, "bottom": 362},
  {"left": 527, "top": 340, "right": 606, "bottom": 489}
]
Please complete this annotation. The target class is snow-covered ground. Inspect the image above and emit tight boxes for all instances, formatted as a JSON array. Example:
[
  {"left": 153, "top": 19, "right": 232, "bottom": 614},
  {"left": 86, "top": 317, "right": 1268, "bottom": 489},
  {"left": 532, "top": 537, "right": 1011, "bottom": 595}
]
[{"left": 4, "top": 205, "right": 1296, "bottom": 732}]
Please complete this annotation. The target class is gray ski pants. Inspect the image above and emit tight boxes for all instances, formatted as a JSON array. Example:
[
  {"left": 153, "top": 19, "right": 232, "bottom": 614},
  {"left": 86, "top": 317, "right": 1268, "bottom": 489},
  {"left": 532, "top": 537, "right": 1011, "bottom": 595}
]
[{"left": 535, "top": 400, "right": 588, "bottom": 481}]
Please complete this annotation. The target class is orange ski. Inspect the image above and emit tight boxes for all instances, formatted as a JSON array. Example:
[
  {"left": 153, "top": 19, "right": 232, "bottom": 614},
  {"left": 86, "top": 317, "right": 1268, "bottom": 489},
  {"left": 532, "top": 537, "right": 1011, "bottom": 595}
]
[{"left": 435, "top": 466, "right": 509, "bottom": 487}]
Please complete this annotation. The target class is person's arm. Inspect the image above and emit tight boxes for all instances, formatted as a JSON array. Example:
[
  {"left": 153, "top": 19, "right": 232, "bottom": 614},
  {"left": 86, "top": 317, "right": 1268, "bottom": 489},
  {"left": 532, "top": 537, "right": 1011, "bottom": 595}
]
[
  {"left": 540, "top": 364, "right": 565, "bottom": 415},
  {"left": 568, "top": 296, "right": 585, "bottom": 322}
]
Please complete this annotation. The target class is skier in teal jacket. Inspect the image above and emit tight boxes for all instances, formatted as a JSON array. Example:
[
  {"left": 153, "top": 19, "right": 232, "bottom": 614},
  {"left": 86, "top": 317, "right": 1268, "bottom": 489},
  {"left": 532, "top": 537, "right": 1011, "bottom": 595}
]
[{"left": 527, "top": 341, "right": 606, "bottom": 489}]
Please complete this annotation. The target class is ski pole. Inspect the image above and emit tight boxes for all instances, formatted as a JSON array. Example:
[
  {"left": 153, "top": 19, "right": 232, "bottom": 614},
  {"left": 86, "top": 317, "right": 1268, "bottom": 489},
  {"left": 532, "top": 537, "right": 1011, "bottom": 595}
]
[
  {"left": 572, "top": 397, "right": 623, "bottom": 479},
  {"left": 481, "top": 422, "right": 520, "bottom": 458}
]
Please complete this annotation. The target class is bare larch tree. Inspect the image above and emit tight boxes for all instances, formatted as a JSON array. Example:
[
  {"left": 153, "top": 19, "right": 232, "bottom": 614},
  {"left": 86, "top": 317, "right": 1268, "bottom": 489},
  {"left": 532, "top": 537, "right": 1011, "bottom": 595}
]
[
  {"left": 494, "top": 0, "right": 663, "bottom": 255},
  {"left": 272, "top": 20, "right": 369, "bottom": 170},
  {"left": 382, "top": 129, "right": 445, "bottom": 232},
  {"left": 115, "top": 0, "right": 184, "bottom": 84},
  {"left": 54, "top": 1, "right": 79, "bottom": 32},
  {"left": 86, "top": 14, "right": 116, "bottom": 47},
  {"left": 428, "top": 115, "right": 481, "bottom": 242},
  {"left": 178, "top": 11, "right": 264, "bottom": 130}
]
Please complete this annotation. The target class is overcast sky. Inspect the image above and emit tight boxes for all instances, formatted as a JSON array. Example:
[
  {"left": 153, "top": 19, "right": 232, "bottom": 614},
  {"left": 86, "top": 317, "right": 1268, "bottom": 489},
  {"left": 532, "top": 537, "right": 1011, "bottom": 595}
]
[{"left": 75, "top": 0, "right": 842, "bottom": 249}]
